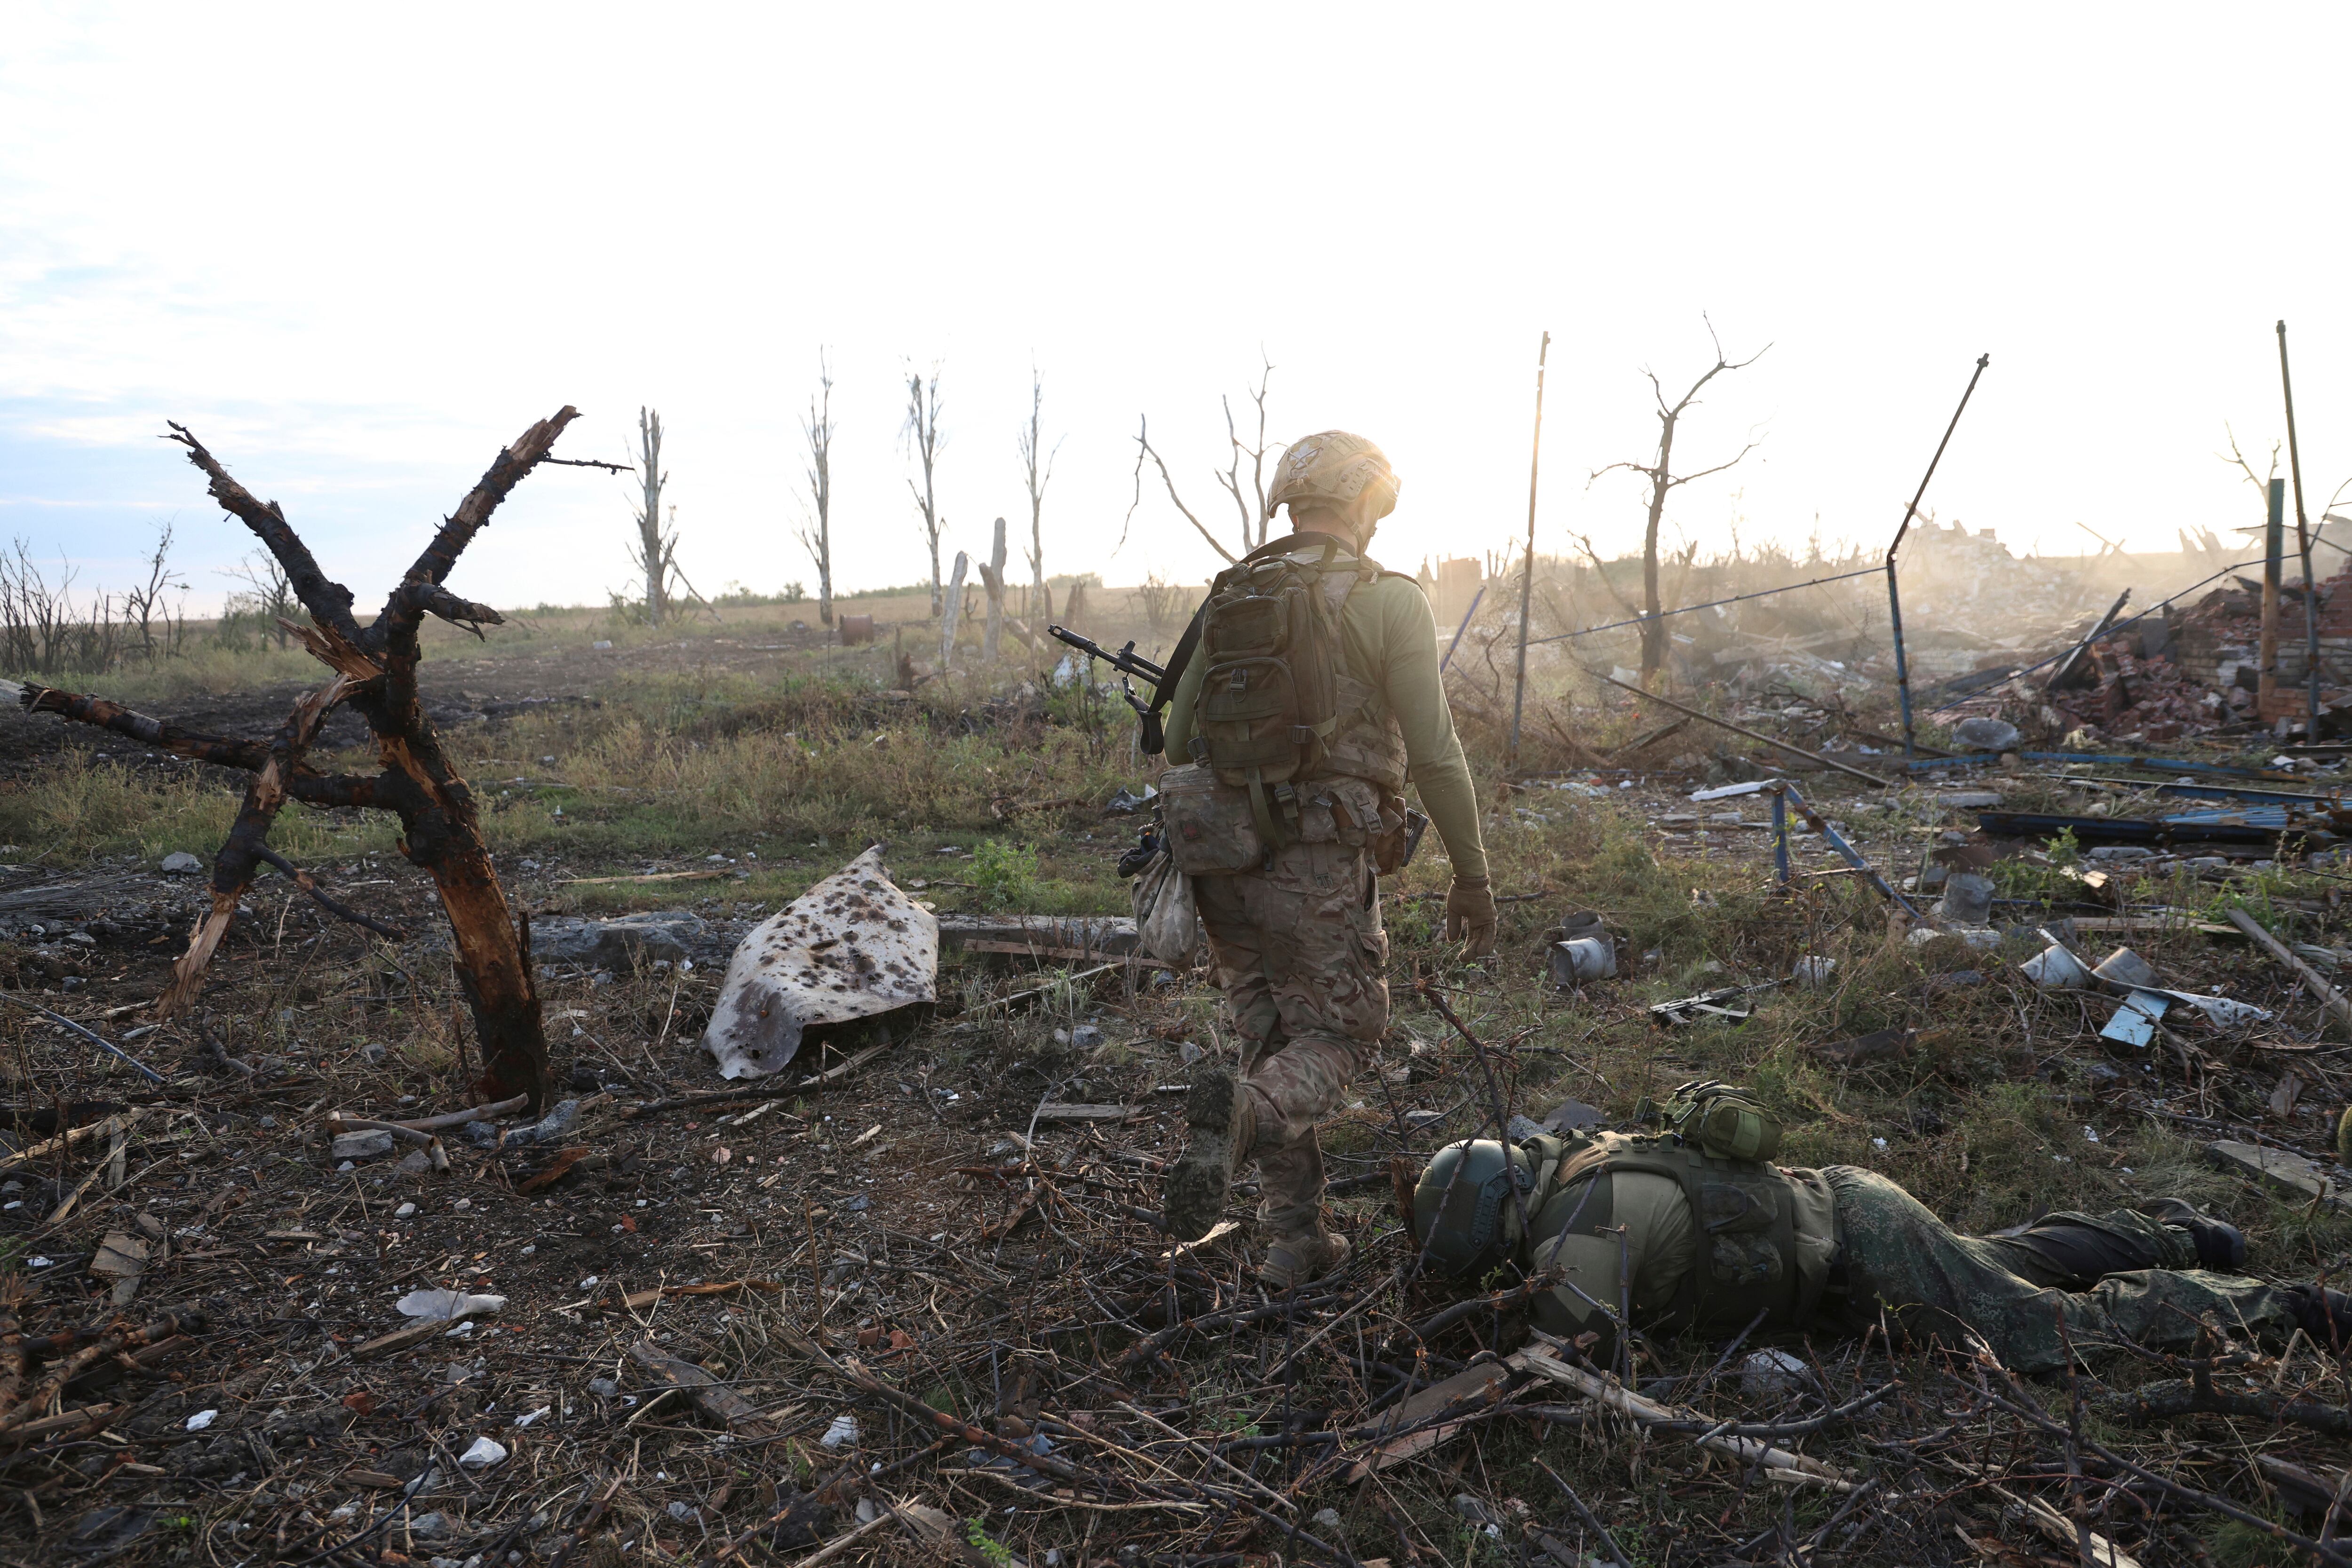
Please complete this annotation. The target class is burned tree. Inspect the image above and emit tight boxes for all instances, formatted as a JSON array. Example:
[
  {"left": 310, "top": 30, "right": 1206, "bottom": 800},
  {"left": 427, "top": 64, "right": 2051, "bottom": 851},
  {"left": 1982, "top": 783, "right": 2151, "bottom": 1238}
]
[
  {"left": 16, "top": 409, "right": 603, "bottom": 1112},
  {"left": 796, "top": 354, "right": 837, "bottom": 628},
  {"left": 1589, "top": 321, "right": 1766, "bottom": 679},
  {"left": 904, "top": 365, "right": 947, "bottom": 617},
  {"left": 630, "top": 407, "right": 675, "bottom": 627},
  {"left": 1018, "top": 367, "right": 1059, "bottom": 622}
]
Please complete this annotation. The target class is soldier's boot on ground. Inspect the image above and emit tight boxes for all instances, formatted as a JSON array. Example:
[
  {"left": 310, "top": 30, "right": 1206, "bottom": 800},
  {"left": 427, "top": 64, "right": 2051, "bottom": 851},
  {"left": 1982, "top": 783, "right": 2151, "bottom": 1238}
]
[
  {"left": 1259, "top": 1227, "right": 1350, "bottom": 1291},
  {"left": 2291, "top": 1282, "right": 2352, "bottom": 1346},
  {"left": 2138, "top": 1198, "right": 2248, "bottom": 1271},
  {"left": 1165, "top": 1067, "right": 1257, "bottom": 1242}
]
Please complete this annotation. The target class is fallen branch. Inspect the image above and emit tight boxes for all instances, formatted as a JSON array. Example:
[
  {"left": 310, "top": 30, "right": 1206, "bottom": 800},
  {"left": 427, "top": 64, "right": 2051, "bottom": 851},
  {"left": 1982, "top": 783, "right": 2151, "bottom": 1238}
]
[
  {"left": 2101, "top": 1376, "right": 2352, "bottom": 1439},
  {"left": 1518, "top": 1347, "right": 1855, "bottom": 1490}
]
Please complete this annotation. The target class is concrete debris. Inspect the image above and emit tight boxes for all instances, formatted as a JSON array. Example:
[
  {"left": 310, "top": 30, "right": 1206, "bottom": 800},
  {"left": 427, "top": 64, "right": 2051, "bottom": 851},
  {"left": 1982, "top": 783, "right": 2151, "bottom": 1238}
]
[
  {"left": 703, "top": 847, "right": 937, "bottom": 1079},
  {"left": 533, "top": 911, "right": 709, "bottom": 968}
]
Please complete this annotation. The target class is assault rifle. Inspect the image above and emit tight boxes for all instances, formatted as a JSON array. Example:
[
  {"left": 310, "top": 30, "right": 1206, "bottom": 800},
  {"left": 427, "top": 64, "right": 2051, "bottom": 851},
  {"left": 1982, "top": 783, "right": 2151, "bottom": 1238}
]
[
  {"left": 1047, "top": 625, "right": 1165, "bottom": 717},
  {"left": 1646, "top": 979, "right": 1785, "bottom": 1028}
]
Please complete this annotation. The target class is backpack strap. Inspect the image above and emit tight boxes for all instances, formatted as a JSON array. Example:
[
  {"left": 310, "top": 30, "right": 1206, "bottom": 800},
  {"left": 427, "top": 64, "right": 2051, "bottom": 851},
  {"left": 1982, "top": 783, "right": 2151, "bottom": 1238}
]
[{"left": 1138, "top": 602, "right": 1205, "bottom": 757}]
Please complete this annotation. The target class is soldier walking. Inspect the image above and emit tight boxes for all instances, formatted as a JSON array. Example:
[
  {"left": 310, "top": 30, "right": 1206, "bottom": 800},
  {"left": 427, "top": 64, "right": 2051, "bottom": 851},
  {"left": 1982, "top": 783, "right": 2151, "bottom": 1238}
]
[{"left": 1152, "top": 431, "right": 1495, "bottom": 1287}]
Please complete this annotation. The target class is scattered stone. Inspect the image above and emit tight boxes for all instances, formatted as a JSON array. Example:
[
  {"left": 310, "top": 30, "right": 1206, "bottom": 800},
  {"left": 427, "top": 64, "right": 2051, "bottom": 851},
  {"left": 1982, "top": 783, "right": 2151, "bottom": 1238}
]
[
  {"left": 159, "top": 852, "right": 204, "bottom": 875},
  {"left": 1070, "top": 1024, "right": 1105, "bottom": 1050},
  {"left": 1740, "top": 1348, "right": 1813, "bottom": 1400},
  {"left": 1950, "top": 716, "right": 2021, "bottom": 752},
  {"left": 330, "top": 1130, "right": 396, "bottom": 1162},
  {"left": 1177, "top": 1041, "right": 1204, "bottom": 1066},
  {"left": 457, "top": 1437, "right": 508, "bottom": 1470}
]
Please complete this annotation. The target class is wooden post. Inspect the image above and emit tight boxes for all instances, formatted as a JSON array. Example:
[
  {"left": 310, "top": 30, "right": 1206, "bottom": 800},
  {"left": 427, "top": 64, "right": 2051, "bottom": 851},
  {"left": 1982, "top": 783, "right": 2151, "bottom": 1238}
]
[
  {"left": 2260, "top": 477, "right": 2284, "bottom": 721},
  {"left": 1508, "top": 331, "right": 1550, "bottom": 768},
  {"left": 938, "top": 550, "right": 969, "bottom": 671},
  {"left": 981, "top": 517, "right": 1008, "bottom": 664}
]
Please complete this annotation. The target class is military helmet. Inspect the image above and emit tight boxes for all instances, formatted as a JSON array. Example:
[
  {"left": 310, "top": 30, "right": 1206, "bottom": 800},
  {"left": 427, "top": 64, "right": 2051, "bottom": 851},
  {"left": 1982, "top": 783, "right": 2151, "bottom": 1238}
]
[
  {"left": 1413, "top": 1138, "right": 1538, "bottom": 1280},
  {"left": 1266, "top": 431, "right": 1399, "bottom": 524}
]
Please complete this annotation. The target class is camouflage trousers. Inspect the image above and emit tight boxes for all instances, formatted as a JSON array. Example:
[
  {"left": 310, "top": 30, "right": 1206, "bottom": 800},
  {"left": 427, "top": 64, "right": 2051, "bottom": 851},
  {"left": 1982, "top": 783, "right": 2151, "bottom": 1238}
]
[
  {"left": 1823, "top": 1167, "right": 2303, "bottom": 1373},
  {"left": 1194, "top": 838, "right": 1389, "bottom": 1235}
]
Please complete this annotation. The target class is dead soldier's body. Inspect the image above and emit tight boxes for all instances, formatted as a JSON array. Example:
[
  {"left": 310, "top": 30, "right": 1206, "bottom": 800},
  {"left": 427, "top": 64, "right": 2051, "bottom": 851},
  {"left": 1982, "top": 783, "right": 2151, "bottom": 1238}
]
[
  {"left": 1413, "top": 1096, "right": 2352, "bottom": 1373},
  {"left": 1151, "top": 431, "right": 1497, "bottom": 1289}
]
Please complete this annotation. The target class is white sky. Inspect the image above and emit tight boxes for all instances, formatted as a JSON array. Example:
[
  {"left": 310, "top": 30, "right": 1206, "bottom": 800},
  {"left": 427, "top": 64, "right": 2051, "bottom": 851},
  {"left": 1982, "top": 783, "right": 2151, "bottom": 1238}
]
[{"left": 6, "top": 4, "right": 2351, "bottom": 616}]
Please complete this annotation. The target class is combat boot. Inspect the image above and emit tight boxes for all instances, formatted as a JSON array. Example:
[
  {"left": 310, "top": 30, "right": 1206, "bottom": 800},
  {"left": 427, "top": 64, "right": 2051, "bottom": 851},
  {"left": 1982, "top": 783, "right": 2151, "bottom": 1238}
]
[
  {"left": 2138, "top": 1198, "right": 2248, "bottom": 1271},
  {"left": 1260, "top": 1227, "right": 1350, "bottom": 1291},
  {"left": 1164, "top": 1067, "right": 1256, "bottom": 1242},
  {"left": 2290, "top": 1282, "right": 2352, "bottom": 1346}
]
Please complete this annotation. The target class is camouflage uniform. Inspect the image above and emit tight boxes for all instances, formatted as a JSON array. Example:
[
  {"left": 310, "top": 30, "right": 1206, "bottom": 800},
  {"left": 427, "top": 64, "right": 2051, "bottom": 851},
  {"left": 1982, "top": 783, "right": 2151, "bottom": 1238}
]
[
  {"left": 1192, "top": 835, "right": 1389, "bottom": 1234},
  {"left": 1518, "top": 1158, "right": 2296, "bottom": 1374},
  {"left": 1821, "top": 1168, "right": 2302, "bottom": 1373},
  {"left": 1160, "top": 432, "right": 1492, "bottom": 1278}
]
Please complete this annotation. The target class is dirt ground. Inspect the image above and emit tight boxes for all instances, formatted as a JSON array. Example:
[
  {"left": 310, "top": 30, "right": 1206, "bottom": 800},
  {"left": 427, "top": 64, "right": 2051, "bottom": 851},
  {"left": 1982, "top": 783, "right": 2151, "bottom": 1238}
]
[{"left": 8, "top": 605, "right": 2352, "bottom": 1568}]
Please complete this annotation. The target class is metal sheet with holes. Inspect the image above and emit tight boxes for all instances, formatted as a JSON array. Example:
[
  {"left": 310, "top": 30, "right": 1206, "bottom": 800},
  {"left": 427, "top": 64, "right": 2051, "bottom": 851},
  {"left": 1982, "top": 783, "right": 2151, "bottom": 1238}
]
[{"left": 701, "top": 847, "right": 937, "bottom": 1079}]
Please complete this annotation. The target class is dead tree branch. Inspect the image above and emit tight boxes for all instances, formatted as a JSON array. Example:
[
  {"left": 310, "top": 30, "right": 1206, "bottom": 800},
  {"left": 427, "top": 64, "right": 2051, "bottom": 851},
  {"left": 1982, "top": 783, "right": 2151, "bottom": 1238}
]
[{"left": 1126, "top": 416, "right": 1236, "bottom": 565}]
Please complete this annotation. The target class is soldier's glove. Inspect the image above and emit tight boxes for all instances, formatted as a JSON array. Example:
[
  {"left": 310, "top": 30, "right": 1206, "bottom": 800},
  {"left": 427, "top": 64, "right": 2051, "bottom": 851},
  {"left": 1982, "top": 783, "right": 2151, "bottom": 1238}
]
[{"left": 1444, "top": 875, "right": 1498, "bottom": 958}]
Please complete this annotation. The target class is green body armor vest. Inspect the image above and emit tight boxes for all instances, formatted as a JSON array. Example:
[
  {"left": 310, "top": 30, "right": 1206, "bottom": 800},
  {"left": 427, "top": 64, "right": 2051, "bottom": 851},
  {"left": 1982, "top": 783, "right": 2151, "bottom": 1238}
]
[{"left": 1532, "top": 1130, "right": 1822, "bottom": 1340}]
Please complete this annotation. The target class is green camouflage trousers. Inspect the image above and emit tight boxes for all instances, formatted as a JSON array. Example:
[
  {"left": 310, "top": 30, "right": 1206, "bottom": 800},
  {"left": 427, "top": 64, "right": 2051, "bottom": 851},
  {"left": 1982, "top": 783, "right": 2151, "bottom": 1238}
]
[
  {"left": 1194, "top": 837, "right": 1389, "bottom": 1235},
  {"left": 1824, "top": 1167, "right": 2303, "bottom": 1373}
]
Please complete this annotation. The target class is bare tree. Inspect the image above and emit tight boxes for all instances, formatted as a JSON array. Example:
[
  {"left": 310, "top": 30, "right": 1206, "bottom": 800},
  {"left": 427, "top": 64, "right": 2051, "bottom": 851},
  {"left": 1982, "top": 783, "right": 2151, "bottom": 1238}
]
[
  {"left": 1017, "top": 367, "right": 1060, "bottom": 622},
  {"left": 2221, "top": 424, "right": 2282, "bottom": 499},
  {"left": 795, "top": 354, "right": 837, "bottom": 628},
  {"left": 629, "top": 407, "right": 675, "bottom": 627},
  {"left": 1125, "top": 355, "right": 1279, "bottom": 565},
  {"left": 122, "top": 520, "right": 185, "bottom": 659},
  {"left": 1589, "top": 321, "right": 1767, "bottom": 677},
  {"left": 904, "top": 364, "right": 947, "bottom": 616},
  {"left": 223, "top": 551, "right": 299, "bottom": 649},
  {"left": 1214, "top": 355, "right": 1278, "bottom": 554}
]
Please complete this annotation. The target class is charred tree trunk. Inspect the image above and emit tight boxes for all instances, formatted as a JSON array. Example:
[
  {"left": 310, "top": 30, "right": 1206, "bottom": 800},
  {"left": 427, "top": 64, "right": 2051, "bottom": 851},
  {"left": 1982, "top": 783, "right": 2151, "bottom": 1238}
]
[{"left": 21, "top": 410, "right": 585, "bottom": 1112}]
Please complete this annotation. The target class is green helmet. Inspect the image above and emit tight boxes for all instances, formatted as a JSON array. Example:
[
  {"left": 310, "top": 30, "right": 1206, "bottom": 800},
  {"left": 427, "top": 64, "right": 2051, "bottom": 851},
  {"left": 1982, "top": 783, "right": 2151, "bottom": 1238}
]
[{"left": 1413, "top": 1138, "right": 1538, "bottom": 1280}]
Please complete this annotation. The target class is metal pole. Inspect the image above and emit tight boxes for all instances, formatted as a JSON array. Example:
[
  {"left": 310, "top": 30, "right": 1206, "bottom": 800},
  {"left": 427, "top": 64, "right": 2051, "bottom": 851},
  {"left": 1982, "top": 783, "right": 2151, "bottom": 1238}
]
[
  {"left": 1508, "top": 330, "right": 1550, "bottom": 767},
  {"left": 1770, "top": 784, "right": 1790, "bottom": 886},
  {"left": 1888, "top": 353, "right": 1991, "bottom": 756},
  {"left": 1440, "top": 584, "right": 1486, "bottom": 673},
  {"left": 2279, "top": 320, "right": 2324, "bottom": 739}
]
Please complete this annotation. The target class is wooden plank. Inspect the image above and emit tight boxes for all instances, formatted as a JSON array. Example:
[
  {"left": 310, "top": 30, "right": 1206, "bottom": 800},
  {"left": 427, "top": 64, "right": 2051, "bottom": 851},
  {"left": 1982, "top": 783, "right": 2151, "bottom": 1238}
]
[
  {"left": 1344, "top": 1358, "right": 1518, "bottom": 1480},
  {"left": 2068, "top": 916, "right": 2238, "bottom": 938},
  {"left": 2208, "top": 1139, "right": 2352, "bottom": 1214},
  {"left": 2228, "top": 907, "right": 2352, "bottom": 1039},
  {"left": 1031, "top": 1103, "right": 1137, "bottom": 1122}
]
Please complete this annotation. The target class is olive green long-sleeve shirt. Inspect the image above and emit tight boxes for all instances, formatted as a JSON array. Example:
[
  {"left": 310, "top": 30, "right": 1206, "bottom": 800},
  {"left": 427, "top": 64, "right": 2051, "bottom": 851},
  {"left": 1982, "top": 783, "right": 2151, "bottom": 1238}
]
[{"left": 1161, "top": 542, "right": 1489, "bottom": 883}]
